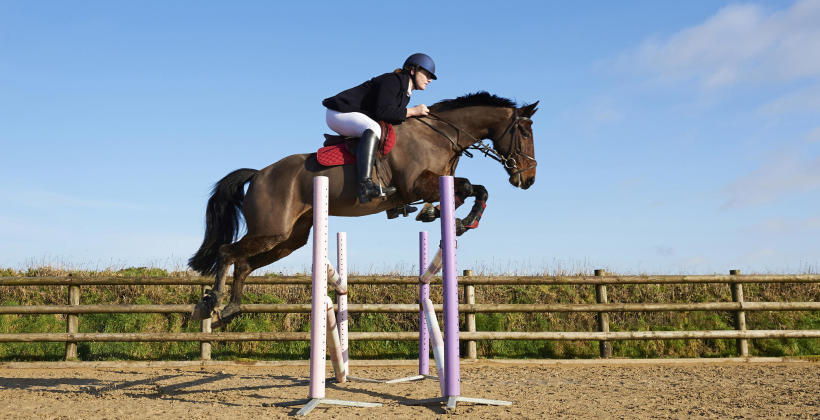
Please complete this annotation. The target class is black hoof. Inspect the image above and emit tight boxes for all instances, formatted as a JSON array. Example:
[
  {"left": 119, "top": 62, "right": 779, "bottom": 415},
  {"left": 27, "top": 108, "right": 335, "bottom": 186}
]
[
  {"left": 415, "top": 203, "right": 437, "bottom": 222},
  {"left": 455, "top": 218, "right": 469, "bottom": 236},
  {"left": 191, "top": 289, "right": 222, "bottom": 321},
  {"left": 210, "top": 302, "right": 241, "bottom": 329},
  {"left": 386, "top": 204, "right": 418, "bottom": 219}
]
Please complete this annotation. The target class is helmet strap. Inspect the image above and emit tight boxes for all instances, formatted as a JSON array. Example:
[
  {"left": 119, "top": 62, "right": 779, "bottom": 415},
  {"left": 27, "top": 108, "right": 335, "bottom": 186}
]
[{"left": 410, "top": 67, "right": 419, "bottom": 90}]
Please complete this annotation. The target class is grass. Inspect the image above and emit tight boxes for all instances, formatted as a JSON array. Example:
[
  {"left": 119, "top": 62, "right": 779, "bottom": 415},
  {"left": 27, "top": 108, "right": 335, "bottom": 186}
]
[{"left": 0, "top": 266, "right": 818, "bottom": 361}]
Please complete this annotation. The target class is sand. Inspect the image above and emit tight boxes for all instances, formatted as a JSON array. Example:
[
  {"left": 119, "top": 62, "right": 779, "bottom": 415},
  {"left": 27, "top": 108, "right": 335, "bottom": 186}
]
[{"left": 1, "top": 361, "right": 818, "bottom": 419}]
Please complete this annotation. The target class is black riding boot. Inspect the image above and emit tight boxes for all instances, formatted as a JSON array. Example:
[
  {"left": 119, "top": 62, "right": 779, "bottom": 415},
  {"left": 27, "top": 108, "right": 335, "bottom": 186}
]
[{"left": 357, "top": 129, "right": 395, "bottom": 203}]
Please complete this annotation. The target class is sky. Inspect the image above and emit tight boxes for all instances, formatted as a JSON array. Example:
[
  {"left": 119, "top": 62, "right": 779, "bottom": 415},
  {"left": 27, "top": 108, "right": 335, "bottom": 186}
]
[{"left": 1, "top": 0, "right": 819, "bottom": 275}]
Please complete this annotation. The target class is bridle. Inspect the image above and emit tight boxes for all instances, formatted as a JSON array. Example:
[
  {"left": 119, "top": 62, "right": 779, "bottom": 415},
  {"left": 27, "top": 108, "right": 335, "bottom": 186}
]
[{"left": 419, "top": 110, "right": 537, "bottom": 183}]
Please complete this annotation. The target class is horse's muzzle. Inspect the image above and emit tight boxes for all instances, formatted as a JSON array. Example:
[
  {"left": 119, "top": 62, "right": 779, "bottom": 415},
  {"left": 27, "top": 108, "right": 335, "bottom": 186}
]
[{"left": 509, "top": 172, "right": 535, "bottom": 189}]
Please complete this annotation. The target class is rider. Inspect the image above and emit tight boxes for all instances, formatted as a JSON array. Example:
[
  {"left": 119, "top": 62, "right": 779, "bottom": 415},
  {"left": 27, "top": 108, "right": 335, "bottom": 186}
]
[{"left": 322, "top": 53, "right": 437, "bottom": 203}]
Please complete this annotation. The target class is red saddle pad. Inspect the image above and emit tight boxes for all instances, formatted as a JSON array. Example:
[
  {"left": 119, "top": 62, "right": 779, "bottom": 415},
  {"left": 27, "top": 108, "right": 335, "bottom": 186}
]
[{"left": 317, "top": 122, "right": 396, "bottom": 167}]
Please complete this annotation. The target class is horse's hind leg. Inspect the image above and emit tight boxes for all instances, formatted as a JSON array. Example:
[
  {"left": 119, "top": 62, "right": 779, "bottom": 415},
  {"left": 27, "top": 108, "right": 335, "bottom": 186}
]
[
  {"left": 246, "top": 213, "right": 313, "bottom": 271},
  {"left": 209, "top": 234, "right": 286, "bottom": 328},
  {"left": 191, "top": 261, "right": 233, "bottom": 321},
  {"left": 209, "top": 216, "right": 311, "bottom": 327}
]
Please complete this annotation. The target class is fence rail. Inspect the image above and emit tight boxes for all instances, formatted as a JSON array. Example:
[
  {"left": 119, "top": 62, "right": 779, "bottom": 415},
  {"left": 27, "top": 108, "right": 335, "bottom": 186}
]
[
  {"left": 2, "top": 330, "right": 818, "bottom": 343},
  {"left": 2, "top": 273, "right": 819, "bottom": 286},
  {"left": 1, "top": 270, "right": 819, "bottom": 360},
  {"left": 2, "top": 302, "right": 820, "bottom": 315}
]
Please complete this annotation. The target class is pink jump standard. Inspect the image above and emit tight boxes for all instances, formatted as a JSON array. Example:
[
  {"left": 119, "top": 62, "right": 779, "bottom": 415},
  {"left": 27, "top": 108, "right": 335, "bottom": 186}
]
[
  {"left": 275, "top": 176, "right": 381, "bottom": 416},
  {"left": 406, "top": 176, "right": 512, "bottom": 411}
]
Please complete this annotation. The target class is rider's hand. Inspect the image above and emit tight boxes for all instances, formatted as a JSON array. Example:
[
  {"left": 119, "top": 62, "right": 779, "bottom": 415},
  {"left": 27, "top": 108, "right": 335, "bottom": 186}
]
[{"left": 408, "top": 104, "right": 430, "bottom": 117}]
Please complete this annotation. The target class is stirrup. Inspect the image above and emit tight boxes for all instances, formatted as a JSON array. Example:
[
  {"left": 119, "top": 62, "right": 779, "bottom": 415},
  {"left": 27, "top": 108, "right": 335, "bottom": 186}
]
[{"left": 358, "top": 179, "right": 395, "bottom": 203}]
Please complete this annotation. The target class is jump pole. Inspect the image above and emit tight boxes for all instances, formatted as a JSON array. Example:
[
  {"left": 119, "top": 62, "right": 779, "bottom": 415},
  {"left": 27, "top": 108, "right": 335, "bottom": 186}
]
[
  {"left": 275, "top": 176, "right": 381, "bottom": 416},
  {"left": 406, "top": 176, "right": 512, "bottom": 410},
  {"left": 336, "top": 232, "right": 380, "bottom": 384},
  {"left": 384, "top": 231, "right": 441, "bottom": 384}
]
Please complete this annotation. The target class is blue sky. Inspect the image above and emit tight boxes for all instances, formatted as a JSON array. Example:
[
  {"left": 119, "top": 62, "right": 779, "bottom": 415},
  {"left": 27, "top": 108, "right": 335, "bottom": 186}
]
[{"left": 2, "top": 0, "right": 819, "bottom": 275}]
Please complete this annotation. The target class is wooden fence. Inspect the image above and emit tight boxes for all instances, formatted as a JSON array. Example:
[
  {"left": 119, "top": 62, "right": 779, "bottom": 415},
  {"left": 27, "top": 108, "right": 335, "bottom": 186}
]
[{"left": 1, "top": 270, "right": 819, "bottom": 361}]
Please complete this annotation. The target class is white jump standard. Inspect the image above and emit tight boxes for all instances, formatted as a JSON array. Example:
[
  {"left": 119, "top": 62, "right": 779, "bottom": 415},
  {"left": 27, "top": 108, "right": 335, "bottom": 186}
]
[{"left": 275, "top": 176, "right": 381, "bottom": 416}]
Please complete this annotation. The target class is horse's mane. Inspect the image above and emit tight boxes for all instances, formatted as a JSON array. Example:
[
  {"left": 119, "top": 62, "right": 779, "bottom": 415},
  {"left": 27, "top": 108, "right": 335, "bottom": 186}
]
[{"left": 430, "top": 91, "right": 517, "bottom": 112}]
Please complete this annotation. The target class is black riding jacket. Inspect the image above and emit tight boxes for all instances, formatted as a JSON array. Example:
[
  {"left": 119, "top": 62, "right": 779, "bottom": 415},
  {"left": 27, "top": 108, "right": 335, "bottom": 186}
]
[{"left": 322, "top": 72, "right": 412, "bottom": 124}]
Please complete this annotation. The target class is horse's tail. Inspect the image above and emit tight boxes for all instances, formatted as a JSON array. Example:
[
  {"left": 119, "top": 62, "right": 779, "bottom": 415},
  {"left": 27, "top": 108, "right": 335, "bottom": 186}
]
[{"left": 188, "top": 168, "right": 258, "bottom": 275}]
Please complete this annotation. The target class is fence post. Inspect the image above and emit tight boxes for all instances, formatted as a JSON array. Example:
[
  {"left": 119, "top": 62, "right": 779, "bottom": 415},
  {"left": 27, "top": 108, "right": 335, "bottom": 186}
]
[
  {"left": 594, "top": 269, "right": 612, "bottom": 358},
  {"left": 65, "top": 285, "right": 80, "bottom": 360},
  {"left": 730, "top": 269, "right": 748, "bottom": 357},
  {"left": 463, "top": 269, "right": 477, "bottom": 359},
  {"left": 200, "top": 285, "right": 212, "bottom": 360}
]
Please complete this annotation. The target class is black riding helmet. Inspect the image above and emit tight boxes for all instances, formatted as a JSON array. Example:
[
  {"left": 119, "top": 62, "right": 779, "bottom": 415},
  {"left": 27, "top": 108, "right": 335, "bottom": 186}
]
[{"left": 403, "top": 53, "right": 437, "bottom": 80}]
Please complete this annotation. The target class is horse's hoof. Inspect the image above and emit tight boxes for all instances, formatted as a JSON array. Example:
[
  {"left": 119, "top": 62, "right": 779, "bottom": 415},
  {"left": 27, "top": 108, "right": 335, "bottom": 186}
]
[
  {"left": 210, "top": 302, "right": 241, "bottom": 329},
  {"left": 190, "top": 289, "right": 222, "bottom": 321},
  {"left": 386, "top": 204, "right": 418, "bottom": 219},
  {"left": 190, "top": 301, "right": 211, "bottom": 321},
  {"left": 455, "top": 218, "right": 469, "bottom": 236},
  {"left": 415, "top": 202, "right": 437, "bottom": 222}
]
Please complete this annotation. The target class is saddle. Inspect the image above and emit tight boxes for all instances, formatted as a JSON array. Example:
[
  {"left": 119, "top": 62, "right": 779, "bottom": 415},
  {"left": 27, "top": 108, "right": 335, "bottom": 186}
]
[{"left": 317, "top": 122, "right": 396, "bottom": 167}]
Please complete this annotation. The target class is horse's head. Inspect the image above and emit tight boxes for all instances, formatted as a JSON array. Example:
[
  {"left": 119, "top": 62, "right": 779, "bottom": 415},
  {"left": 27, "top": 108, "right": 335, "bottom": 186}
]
[
  {"left": 426, "top": 92, "right": 539, "bottom": 189},
  {"left": 492, "top": 102, "right": 538, "bottom": 189}
]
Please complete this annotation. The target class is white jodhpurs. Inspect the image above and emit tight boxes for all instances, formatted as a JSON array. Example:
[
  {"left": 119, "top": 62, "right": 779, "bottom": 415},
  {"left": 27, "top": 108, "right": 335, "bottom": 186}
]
[{"left": 325, "top": 109, "right": 381, "bottom": 138}]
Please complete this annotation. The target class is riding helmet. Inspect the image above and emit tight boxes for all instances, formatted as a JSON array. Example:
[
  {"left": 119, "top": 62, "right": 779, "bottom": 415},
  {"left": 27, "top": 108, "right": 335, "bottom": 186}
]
[{"left": 403, "top": 53, "right": 437, "bottom": 79}]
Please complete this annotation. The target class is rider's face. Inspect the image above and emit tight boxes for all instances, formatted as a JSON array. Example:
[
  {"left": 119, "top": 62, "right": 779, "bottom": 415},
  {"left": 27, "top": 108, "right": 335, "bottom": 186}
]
[{"left": 413, "top": 68, "right": 433, "bottom": 90}]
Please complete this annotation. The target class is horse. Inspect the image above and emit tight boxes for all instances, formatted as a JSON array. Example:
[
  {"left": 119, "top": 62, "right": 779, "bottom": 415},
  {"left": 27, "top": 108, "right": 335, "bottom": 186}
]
[{"left": 189, "top": 91, "right": 538, "bottom": 327}]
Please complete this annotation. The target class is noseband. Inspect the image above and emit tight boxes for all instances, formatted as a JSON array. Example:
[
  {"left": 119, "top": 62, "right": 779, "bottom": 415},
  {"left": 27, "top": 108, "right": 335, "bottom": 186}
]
[{"left": 420, "top": 110, "right": 537, "bottom": 183}]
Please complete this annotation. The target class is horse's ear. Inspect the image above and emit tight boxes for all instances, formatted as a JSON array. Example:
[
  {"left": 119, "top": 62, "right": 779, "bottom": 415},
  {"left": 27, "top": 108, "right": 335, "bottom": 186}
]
[{"left": 519, "top": 101, "right": 539, "bottom": 118}]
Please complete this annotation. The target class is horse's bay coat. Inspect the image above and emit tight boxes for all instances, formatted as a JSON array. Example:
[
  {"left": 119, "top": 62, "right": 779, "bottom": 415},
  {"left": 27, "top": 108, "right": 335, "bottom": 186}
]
[{"left": 190, "top": 93, "right": 538, "bottom": 327}]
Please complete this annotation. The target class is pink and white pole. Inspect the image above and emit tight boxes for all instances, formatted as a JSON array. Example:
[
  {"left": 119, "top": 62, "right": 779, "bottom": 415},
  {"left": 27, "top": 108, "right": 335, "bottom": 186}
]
[
  {"left": 336, "top": 232, "right": 349, "bottom": 377},
  {"left": 419, "top": 231, "right": 430, "bottom": 376},
  {"left": 276, "top": 176, "right": 381, "bottom": 416},
  {"left": 308, "top": 175, "right": 330, "bottom": 400}
]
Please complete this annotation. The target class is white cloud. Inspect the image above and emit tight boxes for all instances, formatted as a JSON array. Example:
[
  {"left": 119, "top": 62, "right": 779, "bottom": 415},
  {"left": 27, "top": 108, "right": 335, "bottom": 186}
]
[
  {"left": 555, "top": 95, "right": 625, "bottom": 128},
  {"left": 746, "top": 216, "right": 820, "bottom": 234},
  {"left": 722, "top": 149, "right": 820, "bottom": 208},
  {"left": 654, "top": 246, "right": 675, "bottom": 257},
  {"left": 5, "top": 187, "right": 151, "bottom": 211},
  {"left": 624, "top": 0, "right": 820, "bottom": 89},
  {"left": 759, "top": 84, "right": 820, "bottom": 115},
  {"left": 683, "top": 255, "right": 710, "bottom": 268},
  {"left": 806, "top": 127, "right": 820, "bottom": 143},
  {"left": 590, "top": 97, "right": 624, "bottom": 123},
  {"left": 745, "top": 248, "right": 778, "bottom": 259}
]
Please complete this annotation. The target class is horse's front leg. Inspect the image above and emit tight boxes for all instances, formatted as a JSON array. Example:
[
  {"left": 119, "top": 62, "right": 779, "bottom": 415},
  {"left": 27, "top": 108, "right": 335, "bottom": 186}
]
[
  {"left": 455, "top": 179, "right": 488, "bottom": 234},
  {"left": 412, "top": 173, "right": 489, "bottom": 236},
  {"left": 452, "top": 177, "right": 488, "bottom": 236}
]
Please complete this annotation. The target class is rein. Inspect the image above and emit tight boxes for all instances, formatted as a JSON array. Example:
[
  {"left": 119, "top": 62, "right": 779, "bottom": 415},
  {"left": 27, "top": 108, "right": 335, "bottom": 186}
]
[{"left": 418, "top": 111, "right": 537, "bottom": 180}]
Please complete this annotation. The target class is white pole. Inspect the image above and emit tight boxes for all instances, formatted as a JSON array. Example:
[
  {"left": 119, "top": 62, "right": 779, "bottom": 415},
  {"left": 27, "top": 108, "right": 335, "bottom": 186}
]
[
  {"left": 336, "top": 232, "right": 349, "bottom": 379},
  {"left": 325, "top": 295, "right": 345, "bottom": 383},
  {"left": 423, "top": 297, "right": 446, "bottom": 397},
  {"left": 308, "top": 176, "right": 329, "bottom": 399}
]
